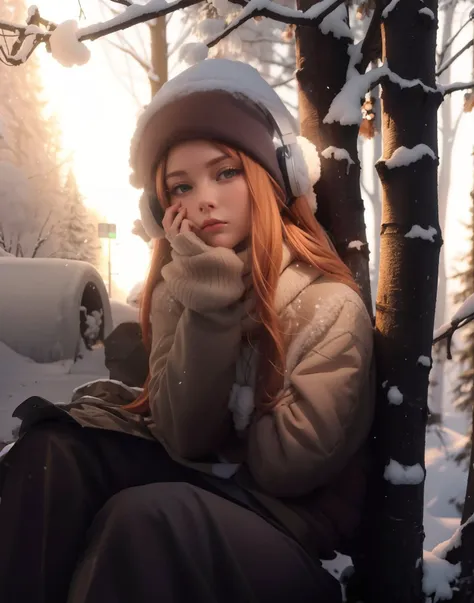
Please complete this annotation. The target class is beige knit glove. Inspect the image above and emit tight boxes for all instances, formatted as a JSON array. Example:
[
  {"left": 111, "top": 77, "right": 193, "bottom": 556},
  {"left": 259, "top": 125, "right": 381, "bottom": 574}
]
[{"left": 161, "top": 231, "right": 246, "bottom": 314}]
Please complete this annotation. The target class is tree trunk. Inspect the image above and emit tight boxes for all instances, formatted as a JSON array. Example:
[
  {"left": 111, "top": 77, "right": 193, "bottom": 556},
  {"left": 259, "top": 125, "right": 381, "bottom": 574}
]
[
  {"left": 429, "top": 1, "right": 457, "bottom": 423},
  {"left": 357, "top": 1, "right": 442, "bottom": 601},
  {"left": 452, "top": 27, "right": 474, "bottom": 601},
  {"left": 454, "top": 396, "right": 474, "bottom": 601},
  {"left": 149, "top": 17, "right": 168, "bottom": 96},
  {"left": 294, "top": 3, "right": 373, "bottom": 315}
]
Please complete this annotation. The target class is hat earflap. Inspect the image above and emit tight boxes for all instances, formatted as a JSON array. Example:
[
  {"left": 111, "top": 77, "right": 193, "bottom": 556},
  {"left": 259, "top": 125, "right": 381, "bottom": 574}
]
[{"left": 139, "top": 191, "right": 165, "bottom": 240}]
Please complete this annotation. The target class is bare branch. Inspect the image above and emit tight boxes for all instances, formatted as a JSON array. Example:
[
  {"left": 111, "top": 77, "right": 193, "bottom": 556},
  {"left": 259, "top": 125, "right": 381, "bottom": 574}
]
[
  {"left": 168, "top": 24, "right": 193, "bottom": 56},
  {"left": 441, "top": 80, "right": 474, "bottom": 95},
  {"left": 239, "top": 35, "right": 291, "bottom": 45},
  {"left": 437, "top": 39, "right": 474, "bottom": 77},
  {"left": 105, "top": 38, "right": 151, "bottom": 72},
  {"left": 271, "top": 74, "right": 296, "bottom": 89},
  {"left": 437, "top": 11, "right": 474, "bottom": 68},
  {"left": 31, "top": 211, "right": 54, "bottom": 258},
  {"left": 258, "top": 57, "right": 294, "bottom": 70}
]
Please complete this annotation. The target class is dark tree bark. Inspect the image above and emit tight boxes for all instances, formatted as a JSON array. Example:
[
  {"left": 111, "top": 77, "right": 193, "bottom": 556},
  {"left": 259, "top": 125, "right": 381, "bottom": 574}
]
[
  {"left": 356, "top": 1, "right": 442, "bottom": 601},
  {"left": 454, "top": 415, "right": 474, "bottom": 601},
  {"left": 294, "top": 2, "right": 373, "bottom": 316}
]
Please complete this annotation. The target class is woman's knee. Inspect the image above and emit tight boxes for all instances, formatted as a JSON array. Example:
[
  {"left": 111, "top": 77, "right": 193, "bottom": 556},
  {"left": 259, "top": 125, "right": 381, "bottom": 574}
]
[
  {"left": 2, "top": 421, "right": 82, "bottom": 467},
  {"left": 97, "top": 481, "right": 195, "bottom": 524}
]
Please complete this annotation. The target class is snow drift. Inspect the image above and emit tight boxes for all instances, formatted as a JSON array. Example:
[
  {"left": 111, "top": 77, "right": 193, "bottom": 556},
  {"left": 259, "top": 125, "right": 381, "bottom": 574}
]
[{"left": 0, "top": 257, "right": 112, "bottom": 363}]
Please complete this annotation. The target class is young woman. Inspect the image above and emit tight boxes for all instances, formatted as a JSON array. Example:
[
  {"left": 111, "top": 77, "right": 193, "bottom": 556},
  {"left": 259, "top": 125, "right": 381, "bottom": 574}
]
[{"left": 0, "top": 59, "right": 374, "bottom": 603}]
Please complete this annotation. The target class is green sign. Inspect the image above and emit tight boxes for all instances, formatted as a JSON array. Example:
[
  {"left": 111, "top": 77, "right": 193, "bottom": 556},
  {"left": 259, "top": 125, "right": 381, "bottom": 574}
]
[{"left": 98, "top": 223, "right": 117, "bottom": 239}]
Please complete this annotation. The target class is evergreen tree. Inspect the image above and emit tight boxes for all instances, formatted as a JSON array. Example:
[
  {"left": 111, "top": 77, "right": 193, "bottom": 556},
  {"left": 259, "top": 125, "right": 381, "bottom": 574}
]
[
  {"left": 453, "top": 187, "right": 474, "bottom": 465},
  {"left": 0, "top": 0, "right": 65, "bottom": 257},
  {"left": 56, "top": 169, "right": 100, "bottom": 266}
]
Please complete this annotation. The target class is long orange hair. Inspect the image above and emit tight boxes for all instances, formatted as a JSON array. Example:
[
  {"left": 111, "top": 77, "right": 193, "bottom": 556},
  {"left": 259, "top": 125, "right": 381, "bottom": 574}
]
[{"left": 123, "top": 144, "right": 359, "bottom": 415}]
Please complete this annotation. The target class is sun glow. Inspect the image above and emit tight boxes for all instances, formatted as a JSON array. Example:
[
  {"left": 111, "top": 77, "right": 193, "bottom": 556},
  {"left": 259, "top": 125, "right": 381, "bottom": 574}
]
[{"left": 35, "top": 0, "right": 152, "bottom": 301}]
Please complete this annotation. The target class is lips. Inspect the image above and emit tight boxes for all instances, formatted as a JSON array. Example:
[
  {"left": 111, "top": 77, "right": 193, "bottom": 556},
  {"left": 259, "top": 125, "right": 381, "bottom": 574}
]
[{"left": 201, "top": 219, "right": 226, "bottom": 230}]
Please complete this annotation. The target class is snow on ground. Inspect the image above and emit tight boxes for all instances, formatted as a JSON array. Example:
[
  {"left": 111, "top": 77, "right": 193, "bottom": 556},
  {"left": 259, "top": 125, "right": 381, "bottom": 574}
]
[
  {"left": 0, "top": 298, "right": 138, "bottom": 443},
  {"left": 0, "top": 341, "right": 108, "bottom": 442},
  {"left": 110, "top": 299, "right": 140, "bottom": 328}
]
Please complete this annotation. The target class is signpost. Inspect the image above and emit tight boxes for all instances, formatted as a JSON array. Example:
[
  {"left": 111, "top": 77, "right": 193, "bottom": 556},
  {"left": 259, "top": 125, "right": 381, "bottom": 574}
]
[{"left": 98, "top": 223, "right": 116, "bottom": 297}]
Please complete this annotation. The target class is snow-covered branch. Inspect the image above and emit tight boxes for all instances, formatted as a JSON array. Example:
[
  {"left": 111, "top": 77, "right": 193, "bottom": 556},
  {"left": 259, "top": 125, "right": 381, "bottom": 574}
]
[
  {"left": 0, "top": 0, "right": 347, "bottom": 67},
  {"left": 105, "top": 38, "right": 151, "bottom": 72},
  {"left": 433, "top": 292, "right": 474, "bottom": 358},
  {"left": 324, "top": 61, "right": 442, "bottom": 126},
  {"left": 441, "top": 81, "right": 474, "bottom": 96},
  {"left": 198, "top": 0, "right": 348, "bottom": 49}
]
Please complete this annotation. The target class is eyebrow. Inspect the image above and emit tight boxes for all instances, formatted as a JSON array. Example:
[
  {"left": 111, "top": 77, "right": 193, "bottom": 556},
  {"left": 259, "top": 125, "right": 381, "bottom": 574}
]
[{"left": 166, "top": 154, "right": 231, "bottom": 180}]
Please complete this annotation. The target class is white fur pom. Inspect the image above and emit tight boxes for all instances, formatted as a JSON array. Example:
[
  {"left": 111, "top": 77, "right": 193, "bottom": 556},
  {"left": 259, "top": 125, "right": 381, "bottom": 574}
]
[
  {"left": 305, "top": 189, "right": 318, "bottom": 214},
  {"left": 296, "top": 136, "right": 321, "bottom": 185},
  {"left": 228, "top": 384, "right": 255, "bottom": 432}
]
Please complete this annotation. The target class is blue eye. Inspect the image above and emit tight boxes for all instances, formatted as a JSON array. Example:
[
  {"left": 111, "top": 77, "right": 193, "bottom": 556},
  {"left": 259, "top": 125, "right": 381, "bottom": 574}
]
[
  {"left": 218, "top": 168, "right": 242, "bottom": 180},
  {"left": 170, "top": 183, "right": 191, "bottom": 196}
]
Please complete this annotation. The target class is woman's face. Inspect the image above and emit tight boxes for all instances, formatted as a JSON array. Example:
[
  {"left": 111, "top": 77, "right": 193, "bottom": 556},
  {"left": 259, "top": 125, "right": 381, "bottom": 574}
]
[{"left": 159, "top": 140, "right": 251, "bottom": 250}]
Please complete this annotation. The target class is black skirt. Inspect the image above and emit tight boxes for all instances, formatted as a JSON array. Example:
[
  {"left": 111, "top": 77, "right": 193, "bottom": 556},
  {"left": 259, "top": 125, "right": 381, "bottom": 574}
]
[{"left": 0, "top": 419, "right": 342, "bottom": 603}]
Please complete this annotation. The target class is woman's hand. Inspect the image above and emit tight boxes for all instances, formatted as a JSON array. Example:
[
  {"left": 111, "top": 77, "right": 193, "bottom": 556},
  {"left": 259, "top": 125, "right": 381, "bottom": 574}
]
[{"left": 162, "top": 202, "right": 199, "bottom": 243}]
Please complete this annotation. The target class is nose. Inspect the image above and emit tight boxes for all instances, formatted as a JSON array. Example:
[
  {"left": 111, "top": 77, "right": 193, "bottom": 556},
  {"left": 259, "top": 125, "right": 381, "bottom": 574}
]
[{"left": 198, "top": 200, "right": 217, "bottom": 213}]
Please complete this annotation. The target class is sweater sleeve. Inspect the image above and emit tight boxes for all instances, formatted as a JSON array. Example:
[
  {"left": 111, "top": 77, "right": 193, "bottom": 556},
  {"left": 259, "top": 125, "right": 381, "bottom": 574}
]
[
  {"left": 148, "top": 232, "right": 246, "bottom": 459},
  {"left": 246, "top": 300, "right": 374, "bottom": 497}
]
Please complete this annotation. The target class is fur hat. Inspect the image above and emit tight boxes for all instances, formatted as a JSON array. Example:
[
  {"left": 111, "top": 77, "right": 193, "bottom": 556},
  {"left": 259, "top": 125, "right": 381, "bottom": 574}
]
[{"left": 130, "top": 59, "right": 321, "bottom": 240}]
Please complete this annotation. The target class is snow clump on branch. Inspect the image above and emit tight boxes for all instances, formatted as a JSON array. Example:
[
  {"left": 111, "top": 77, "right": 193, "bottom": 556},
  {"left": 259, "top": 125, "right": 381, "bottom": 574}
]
[
  {"left": 422, "top": 551, "right": 461, "bottom": 601},
  {"left": 49, "top": 20, "right": 91, "bottom": 68},
  {"left": 385, "top": 144, "right": 437, "bottom": 169},
  {"left": 405, "top": 225, "right": 438, "bottom": 242},
  {"left": 179, "top": 42, "right": 209, "bottom": 65},
  {"left": 384, "top": 459, "right": 425, "bottom": 485}
]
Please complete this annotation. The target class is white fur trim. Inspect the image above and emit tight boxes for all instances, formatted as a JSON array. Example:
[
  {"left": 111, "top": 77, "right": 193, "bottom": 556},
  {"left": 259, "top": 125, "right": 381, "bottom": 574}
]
[
  {"left": 272, "top": 135, "right": 319, "bottom": 214},
  {"left": 295, "top": 136, "right": 320, "bottom": 214},
  {"left": 304, "top": 190, "right": 318, "bottom": 214},
  {"left": 130, "top": 59, "right": 299, "bottom": 175},
  {"left": 297, "top": 136, "right": 321, "bottom": 186},
  {"left": 139, "top": 192, "right": 165, "bottom": 240}
]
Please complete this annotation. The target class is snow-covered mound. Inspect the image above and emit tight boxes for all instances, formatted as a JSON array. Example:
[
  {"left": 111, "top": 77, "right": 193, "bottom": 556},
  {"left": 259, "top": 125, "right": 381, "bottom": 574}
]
[{"left": 110, "top": 299, "right": 140, "bottom": 328}]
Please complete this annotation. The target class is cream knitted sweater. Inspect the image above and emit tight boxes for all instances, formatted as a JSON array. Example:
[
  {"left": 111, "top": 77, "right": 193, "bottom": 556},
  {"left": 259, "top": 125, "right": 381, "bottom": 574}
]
[{"left": 146, "top": 230, "right": 374, "bottom": 498}]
